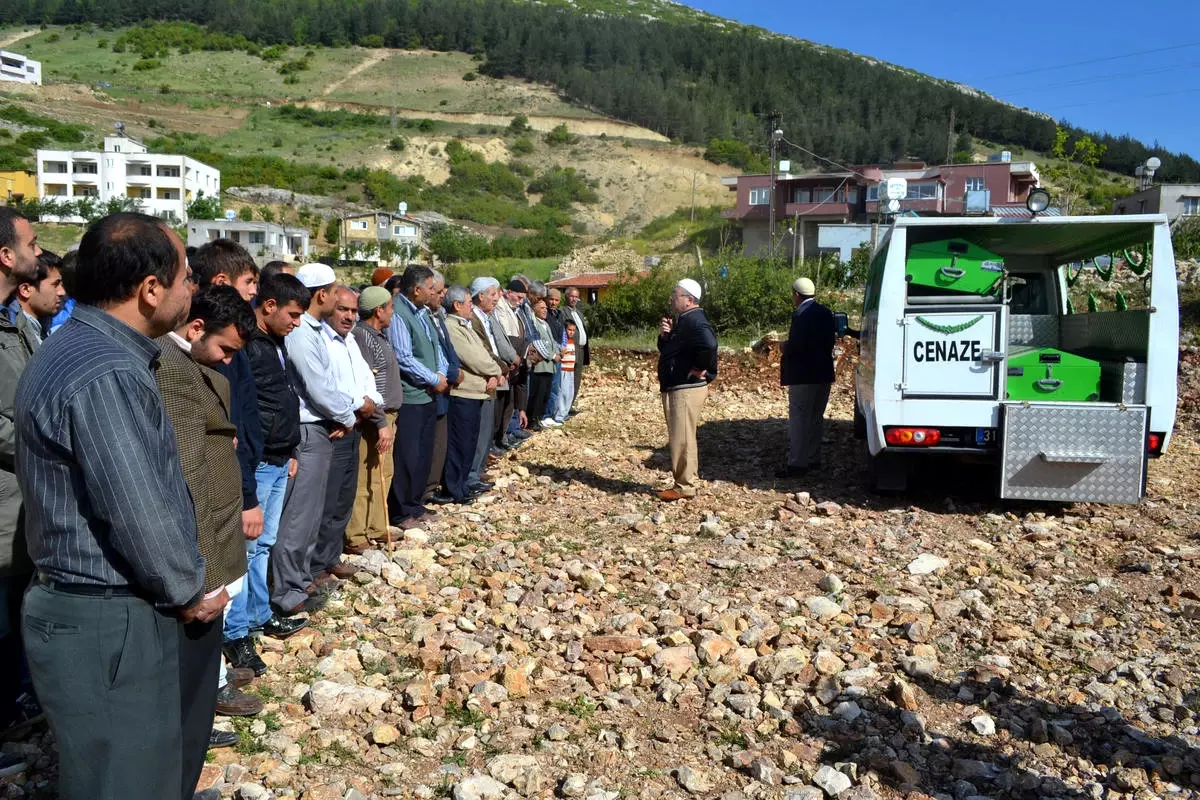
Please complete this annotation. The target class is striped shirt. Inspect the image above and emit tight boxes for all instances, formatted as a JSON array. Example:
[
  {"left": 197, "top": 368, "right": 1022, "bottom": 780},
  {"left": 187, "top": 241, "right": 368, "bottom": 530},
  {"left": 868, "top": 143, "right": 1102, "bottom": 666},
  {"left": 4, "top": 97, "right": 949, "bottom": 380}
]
[
  {"left": 561, "top": 339, "right": 577, "bottom": 373},
  {"left": 14, "top": 305, "right": 205, "bottom": 607}
]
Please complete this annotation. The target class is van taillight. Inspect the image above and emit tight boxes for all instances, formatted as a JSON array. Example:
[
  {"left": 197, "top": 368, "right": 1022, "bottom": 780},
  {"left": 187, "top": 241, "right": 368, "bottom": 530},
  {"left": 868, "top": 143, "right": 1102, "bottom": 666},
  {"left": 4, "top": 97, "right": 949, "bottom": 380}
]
[
  {"left": 1147, "top": 432, "right": 1165, "bottom": 456},
  {"left": 885, "top": 427, "right": 941, "bottom": 446}
]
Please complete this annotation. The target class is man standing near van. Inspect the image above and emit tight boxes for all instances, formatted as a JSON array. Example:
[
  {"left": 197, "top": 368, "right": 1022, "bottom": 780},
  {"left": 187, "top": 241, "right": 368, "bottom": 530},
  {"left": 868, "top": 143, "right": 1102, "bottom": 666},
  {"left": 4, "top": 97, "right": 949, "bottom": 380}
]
[
  {"left": 778, "top": 277, "right": 836, "bottom": 478},
  {"left": 656, "top": 278, "right": 717, "bottom": 502}
]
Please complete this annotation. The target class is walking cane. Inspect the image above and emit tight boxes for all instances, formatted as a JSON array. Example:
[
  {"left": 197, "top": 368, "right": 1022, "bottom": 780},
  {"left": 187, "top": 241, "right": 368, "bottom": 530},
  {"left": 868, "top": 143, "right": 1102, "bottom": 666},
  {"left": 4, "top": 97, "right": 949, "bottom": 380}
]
[{"left": 380, "top": 466, "right": 393, "bottom": 553}]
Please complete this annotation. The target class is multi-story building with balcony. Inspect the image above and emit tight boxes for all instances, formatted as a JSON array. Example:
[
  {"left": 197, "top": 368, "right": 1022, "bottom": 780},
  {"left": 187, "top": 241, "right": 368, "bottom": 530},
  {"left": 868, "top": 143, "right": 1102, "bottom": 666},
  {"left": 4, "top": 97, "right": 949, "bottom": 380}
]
[
  {"left": 186, "top": 218, "right": 311, "bottom": 262},
  {"left": 0, "top": 51, "right": 40, "bottom": 85},
  {"left": 722, "top": 157, "right": 1042, "bottom": 258},
  {"left": 36, "top": 135, "right": 220, "bottom": 223}
]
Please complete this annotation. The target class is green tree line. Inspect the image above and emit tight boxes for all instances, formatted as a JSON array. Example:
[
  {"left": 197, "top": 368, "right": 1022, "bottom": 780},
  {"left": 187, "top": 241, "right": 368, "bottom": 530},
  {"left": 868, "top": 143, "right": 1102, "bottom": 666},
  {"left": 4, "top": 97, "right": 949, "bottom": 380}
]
[{"left": 4, "top": 2, "right": 1196, "bottom": 180}]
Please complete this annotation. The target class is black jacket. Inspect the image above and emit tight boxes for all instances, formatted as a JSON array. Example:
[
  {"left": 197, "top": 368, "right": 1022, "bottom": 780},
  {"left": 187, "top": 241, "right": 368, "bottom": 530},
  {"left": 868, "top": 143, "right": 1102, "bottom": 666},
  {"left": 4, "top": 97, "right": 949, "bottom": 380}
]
[
  {"left": 216, "top": 350, "right": 263, "bottom": 510},
  {"left": 780, "top": 300, "right": 836, "bottom": 386},
  {"left": 657, "top": 307, "right": 718, "bottom": 392},
  {"left": 245, "top": 328, "right": 301, "bottom": 466}
]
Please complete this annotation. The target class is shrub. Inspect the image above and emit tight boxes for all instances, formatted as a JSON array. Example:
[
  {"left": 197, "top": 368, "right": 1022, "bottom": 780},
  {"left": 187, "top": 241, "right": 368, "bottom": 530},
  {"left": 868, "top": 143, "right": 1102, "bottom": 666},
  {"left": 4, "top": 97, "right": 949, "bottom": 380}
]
[
  {"left": 324, "top": 217, "right": 340, "bottom": 244},
  {"left": 527, "top": 166, "right": 599, "bottom": 208},
  {"left": 508, "top": 115, "right": 531, "bottom": 134},
  {"left": 703, "top": 137, "right": 768, "bottom": 173},
  {"left": 544, "top": 123, "right": 577, "bottom": 146},
  {"left": 359, "top": 34, "right": 384, "bottom": 48},
  {"left": 388, "top": 136, "right": 407, "bottom": 152},
  {"left": 1174, "top": 217, "right": 1200, "bottom": 261},
  {"left": 509, "top": 136, "right": 534, "bottom": 156},
  {"left": 238, "top": 207, "right": 253, "bottom": 222},
  {"left": 132, "top": 58, "right": 161, "bottom": 71},
  {"left": 418, "top": 119, "right": 435, "bottom": 132},
  {"left": 462, "top": 71, "right": 478, "bottom": 81}
]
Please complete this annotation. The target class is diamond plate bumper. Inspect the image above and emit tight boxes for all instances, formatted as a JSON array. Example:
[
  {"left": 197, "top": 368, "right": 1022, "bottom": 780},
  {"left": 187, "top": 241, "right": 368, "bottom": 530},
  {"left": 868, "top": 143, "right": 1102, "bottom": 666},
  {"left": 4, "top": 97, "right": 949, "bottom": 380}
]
[{"left": 1000, "top": 402, "right": 1147, "bottom": 503}]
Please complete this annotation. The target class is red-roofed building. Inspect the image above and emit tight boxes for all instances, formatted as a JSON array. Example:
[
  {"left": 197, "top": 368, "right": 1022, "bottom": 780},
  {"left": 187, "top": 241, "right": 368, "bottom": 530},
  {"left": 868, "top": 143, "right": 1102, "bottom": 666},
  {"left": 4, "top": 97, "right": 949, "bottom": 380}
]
[
  {"left": 722, "top": 157, "right": 1042, "bottom": 258},
  {"left": 547, "top": 271, "right": 647, "bottom": 304}
]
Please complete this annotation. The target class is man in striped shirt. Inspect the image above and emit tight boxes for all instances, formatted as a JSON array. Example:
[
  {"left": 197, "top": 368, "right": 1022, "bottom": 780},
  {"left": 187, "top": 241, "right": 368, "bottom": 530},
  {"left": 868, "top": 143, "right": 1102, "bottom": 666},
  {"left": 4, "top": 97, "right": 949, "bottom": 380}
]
[{"left": 15, "top": 213, "right": 217, "bottom": 799}]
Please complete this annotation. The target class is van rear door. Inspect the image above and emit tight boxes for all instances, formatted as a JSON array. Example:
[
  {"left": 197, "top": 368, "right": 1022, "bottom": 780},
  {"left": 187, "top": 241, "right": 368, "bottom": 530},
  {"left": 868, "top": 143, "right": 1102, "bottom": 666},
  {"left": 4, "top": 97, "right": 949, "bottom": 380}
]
[{"left": 901, "top": 306, "right": 1003, "bottom": 399}]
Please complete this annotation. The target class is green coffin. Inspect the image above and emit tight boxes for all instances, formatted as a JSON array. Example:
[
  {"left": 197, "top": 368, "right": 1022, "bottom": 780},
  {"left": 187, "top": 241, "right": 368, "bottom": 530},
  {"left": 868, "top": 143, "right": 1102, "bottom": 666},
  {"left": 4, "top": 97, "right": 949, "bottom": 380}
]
[
  {"left": 906, "top": 238, "right": 1005, "bottom": 295},
  {"left": 1005, "top": 347, "right": 1101, "bottom": 402}
]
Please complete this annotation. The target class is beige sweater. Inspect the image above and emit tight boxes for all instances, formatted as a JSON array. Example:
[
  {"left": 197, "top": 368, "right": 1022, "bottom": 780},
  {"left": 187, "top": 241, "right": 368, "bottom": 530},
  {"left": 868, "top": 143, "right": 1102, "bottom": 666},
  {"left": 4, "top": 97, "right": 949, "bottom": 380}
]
[{"left": 447, "top": 314, "right": 503, "bottom": 400}]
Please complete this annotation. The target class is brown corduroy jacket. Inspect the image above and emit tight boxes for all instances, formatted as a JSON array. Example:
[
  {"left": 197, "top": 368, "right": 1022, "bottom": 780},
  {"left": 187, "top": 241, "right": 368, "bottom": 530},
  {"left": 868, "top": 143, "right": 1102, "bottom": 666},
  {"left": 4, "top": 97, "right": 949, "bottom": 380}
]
[{"left": 155, "top": 337, "right": 247, "bottom": 592}]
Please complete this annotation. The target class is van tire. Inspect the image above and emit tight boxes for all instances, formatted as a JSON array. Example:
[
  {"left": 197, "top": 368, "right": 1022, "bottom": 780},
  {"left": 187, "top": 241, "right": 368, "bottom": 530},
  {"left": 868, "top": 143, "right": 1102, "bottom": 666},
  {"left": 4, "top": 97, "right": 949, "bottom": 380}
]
[
  {"left": 853, "top": 399, "right": 867, "bottom": 440},
  {"left": 867, "top": 448, "right": 908, "bottom": 493}
]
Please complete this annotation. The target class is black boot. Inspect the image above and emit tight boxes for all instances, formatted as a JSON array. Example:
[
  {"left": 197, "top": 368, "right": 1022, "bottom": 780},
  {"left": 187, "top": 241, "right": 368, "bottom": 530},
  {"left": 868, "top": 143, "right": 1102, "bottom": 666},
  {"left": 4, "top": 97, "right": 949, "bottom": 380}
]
[{"left": 223, "top": 636, "right": 267, "bottom": 677}]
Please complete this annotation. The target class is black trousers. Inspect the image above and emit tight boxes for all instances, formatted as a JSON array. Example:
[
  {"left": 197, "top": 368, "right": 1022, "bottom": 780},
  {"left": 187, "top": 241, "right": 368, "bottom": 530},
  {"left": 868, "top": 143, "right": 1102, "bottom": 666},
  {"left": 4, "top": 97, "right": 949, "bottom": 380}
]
[
  {"left": 528, "top": 372, "right": 553, "bottom": 426},
  {"left": 445, "top": 396, "right": 483, "bottom": 500},
  {"left": 24, "top": 584, "right": 185, "bottom": 800},
  {"left": 494, "top": 388, "right": 516, "bottom": 446},
  {"left": 390, "top": 401, "right": 436, "bottom": 523},
  {"left": 179, "top": 616, "right": 222, "bottom": 800},
  {"left": 424, "top": 413, "right": 448, "bottom": 498},
  {"left": 312, "top": 429, "right": 361, "bottom": 576}
]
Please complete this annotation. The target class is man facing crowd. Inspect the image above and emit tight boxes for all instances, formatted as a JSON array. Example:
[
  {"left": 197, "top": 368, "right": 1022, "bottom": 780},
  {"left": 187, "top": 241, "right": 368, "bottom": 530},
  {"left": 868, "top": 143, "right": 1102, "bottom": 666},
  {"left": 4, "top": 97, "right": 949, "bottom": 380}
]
[
  {"left": 656, "top": 278, "right": 717, "bottom": 502},
  {"left": 16, "top": 212, "right": 212, "bottom": 799},
  {"left": 778, "top": 277, "right": 836, "bottom": 478},
  {"left": 562, "top": 287, "right": 589, "bottom": 414}
]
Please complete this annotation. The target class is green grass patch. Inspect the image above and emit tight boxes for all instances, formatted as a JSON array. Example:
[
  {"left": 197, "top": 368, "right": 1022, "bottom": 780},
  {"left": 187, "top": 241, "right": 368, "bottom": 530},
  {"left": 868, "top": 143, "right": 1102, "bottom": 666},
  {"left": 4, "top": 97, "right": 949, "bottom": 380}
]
[{"left": 552, "top": 695, "right": 597, "bottom": 719}]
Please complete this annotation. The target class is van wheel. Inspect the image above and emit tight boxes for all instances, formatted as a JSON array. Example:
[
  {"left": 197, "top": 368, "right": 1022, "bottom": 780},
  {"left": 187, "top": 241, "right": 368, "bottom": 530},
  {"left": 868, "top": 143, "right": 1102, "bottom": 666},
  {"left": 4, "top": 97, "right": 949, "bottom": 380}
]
[
  {"left": 867, "top": 448, "right": 908, "bottom": 493},
  {"left": 853, "top": 399, "right": 867, "bottom": 440}
]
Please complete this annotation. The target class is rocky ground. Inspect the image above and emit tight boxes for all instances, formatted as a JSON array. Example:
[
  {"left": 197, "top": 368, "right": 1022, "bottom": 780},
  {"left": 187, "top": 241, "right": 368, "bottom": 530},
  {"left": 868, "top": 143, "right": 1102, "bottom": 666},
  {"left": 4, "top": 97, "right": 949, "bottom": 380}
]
[{"left": 5, "top": 345, "right": 1200, "bottom": 800}]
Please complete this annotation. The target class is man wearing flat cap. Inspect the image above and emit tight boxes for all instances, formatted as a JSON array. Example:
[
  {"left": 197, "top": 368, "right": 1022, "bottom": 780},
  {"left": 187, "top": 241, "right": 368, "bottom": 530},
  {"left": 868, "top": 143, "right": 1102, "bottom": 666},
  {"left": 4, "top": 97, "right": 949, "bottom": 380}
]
[
  {"left": 655, "top": 278, "right": 717, "bottom": 501},
  {"left": 347, "top": 286, "right": 404, "bottom": 550},
  {"left": 777, "top": 277, "right": 836, "bottom": 478}
]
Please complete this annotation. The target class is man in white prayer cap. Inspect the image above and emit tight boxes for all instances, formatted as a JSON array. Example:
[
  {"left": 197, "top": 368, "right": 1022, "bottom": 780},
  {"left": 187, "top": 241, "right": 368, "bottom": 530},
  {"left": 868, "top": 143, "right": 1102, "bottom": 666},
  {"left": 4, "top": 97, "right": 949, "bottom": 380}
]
[{"left": 654, "top": 278, "right": 718, "bottom": 501}]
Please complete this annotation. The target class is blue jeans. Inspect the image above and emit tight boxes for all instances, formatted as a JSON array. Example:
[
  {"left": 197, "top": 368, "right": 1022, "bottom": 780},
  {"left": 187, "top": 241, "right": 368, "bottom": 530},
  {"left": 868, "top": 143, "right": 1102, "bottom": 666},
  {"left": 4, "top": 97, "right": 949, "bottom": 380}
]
[
  {"left": 224, "top": 462, "right": 289, "bottom": 641},
  {"left": 545, "top": 363, "right": 562, "bottom": 420}
]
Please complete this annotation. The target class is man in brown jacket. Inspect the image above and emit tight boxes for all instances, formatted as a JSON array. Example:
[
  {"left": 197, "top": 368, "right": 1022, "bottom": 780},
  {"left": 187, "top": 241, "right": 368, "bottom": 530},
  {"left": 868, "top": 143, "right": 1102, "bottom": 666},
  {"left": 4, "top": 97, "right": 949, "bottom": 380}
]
[
  {"left": 156, "top": 285, "right": 261, "bottom": 788},
  {"left": 440, "top": 285, "right": 502, "bottom": 504}
]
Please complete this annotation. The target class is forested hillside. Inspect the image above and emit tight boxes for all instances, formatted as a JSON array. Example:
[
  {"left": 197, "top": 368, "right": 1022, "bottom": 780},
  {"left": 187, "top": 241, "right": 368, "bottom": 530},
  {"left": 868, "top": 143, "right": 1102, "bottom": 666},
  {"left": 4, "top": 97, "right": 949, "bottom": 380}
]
[{"left": 3, "top": 0, "right": 1197, "bottom": 181}]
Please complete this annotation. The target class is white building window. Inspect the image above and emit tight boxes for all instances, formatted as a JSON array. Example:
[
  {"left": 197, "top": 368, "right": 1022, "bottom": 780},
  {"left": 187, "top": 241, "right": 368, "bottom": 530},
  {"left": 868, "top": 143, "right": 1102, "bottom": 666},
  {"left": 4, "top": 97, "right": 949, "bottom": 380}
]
[
  {"left": 1182, "top": 197, "right": 1200, "bottom": 216},
  {"left": 249, "top": 232, "right": 265, "bottom": 245},
  {"left": 965, "top": 177, "right": 986, "bottom": 192},
  {"left": 350, "top": 220, "right": 369, "bottom": 231},
  {"left": 748, "top": 188, "right": 772, "bottom": 206},
  {"left": 867, "top": 185, "right": 879, "bottom": 201},
  {"left": 157, "top": 166, "right": 181, "bottom": 178}
]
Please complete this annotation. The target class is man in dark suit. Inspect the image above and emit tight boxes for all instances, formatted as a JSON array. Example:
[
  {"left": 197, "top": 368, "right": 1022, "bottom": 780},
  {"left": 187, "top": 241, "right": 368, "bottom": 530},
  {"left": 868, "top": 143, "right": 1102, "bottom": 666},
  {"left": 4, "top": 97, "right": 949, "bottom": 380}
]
[
  {"left": 777, "top": 277, "right": 837, "bottom": 478},
  {"left": 157, "top": 285, "right": 263, "bottom": 792}
]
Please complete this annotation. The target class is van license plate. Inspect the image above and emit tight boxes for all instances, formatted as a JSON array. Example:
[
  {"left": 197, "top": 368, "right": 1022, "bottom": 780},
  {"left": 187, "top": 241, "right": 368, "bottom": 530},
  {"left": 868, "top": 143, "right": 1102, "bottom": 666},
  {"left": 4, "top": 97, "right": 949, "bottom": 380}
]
[{"left": 976, "top": 428, "right": 996, "bottom": 445}]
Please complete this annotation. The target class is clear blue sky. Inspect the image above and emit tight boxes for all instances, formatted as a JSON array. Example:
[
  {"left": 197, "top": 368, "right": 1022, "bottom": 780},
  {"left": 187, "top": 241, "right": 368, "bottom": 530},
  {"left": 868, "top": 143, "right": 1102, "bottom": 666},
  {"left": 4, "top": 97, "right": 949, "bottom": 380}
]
[{"left": 684, "top": 0, "right": 1199, "bottom": 160}]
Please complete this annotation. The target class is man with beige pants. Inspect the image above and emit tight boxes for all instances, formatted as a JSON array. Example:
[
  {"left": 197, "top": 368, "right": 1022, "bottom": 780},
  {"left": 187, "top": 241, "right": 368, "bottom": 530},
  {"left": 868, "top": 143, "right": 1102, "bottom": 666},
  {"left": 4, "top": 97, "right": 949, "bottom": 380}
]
[
  {"left": 347, "top": 287, "right": 404, "bottom": 550},
  {"left": 656, "top": 279, "right": 718, "bottom": 501}
]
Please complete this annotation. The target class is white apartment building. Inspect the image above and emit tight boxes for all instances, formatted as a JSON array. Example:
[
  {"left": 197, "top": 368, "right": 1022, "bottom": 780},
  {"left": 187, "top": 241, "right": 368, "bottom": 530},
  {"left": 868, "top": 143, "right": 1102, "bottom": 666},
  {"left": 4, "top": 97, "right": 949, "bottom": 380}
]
[
  {"left": 37, "top": 136, "right": 220, "bottom": 223},
  {"left": 186, "top": 219, "right": 311, "bottom": 261},
  {"left": 0, "top": 51, "right": 40, "bottom": 85}
]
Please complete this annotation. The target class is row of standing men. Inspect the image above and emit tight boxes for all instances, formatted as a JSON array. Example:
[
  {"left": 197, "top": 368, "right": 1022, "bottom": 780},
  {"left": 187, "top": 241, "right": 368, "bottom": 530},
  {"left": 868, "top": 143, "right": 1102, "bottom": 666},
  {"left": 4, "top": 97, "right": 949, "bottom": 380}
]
[{"left": 0, "top": 208, "right": 590, "bottom": 799}]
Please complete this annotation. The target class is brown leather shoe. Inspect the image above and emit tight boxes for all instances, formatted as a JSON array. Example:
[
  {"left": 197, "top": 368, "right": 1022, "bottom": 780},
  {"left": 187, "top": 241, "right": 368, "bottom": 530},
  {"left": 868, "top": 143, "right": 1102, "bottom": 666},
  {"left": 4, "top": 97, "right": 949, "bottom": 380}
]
[
  {"left": 327, "top": 563, "right": 359, "bottom": 579},
  {"left": 311, "top": 572, "right": 341, "bottom": 588},
  {"left": 215, "top": 684, "right": 263, "bottom": 717},
  {"left": 657, "top": 488, "right": 694, "bottom": 502},
  {"left": 343, "top": 541, "right": 370, "bottom": 556},
  {"left": 227, "top": 667, "right": 255, "bottom": 689}
]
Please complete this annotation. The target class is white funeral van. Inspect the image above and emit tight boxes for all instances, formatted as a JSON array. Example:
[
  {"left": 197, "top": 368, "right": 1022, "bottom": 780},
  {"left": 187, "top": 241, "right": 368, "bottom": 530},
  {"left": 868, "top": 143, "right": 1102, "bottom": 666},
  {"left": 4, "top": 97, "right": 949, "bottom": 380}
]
[{"left": 854, "top": 213, "right": 1178, "bottom": 504}]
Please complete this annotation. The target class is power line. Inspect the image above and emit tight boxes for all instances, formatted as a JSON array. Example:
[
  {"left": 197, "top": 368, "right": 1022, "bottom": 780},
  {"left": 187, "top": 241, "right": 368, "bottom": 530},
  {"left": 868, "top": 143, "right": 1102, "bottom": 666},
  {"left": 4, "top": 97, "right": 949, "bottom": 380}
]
[
  {"left": 979, "top": 40, "right": 1200, "bottom": 82},
  {"left": 777, "top": 135, "right": 871, "bottom": 179},
  {"left": 1052, "top": 85, "right": 1200, "bottom": 111},
  {"left": 1001, "top": 61, "right": 1200, "bottom": 94}
]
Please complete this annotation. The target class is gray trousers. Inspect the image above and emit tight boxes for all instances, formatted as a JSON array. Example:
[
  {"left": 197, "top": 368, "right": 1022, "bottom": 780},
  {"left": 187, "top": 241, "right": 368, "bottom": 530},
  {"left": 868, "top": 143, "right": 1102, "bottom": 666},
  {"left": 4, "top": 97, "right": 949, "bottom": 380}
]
[
  {"left": 469, "top": 397, "right": 495, "bottom": 485},
  {"left": 311, "top": 430, "right": 361, "bottom": 579},
  {"left": 270, "top": 423, "right": 334, "bottom": 612},
  {"left": 787, "top": 383, "right": 832, "bottom": 469},
  {"left": 24, "top": 584, "right": 184, "bottom": 800}
]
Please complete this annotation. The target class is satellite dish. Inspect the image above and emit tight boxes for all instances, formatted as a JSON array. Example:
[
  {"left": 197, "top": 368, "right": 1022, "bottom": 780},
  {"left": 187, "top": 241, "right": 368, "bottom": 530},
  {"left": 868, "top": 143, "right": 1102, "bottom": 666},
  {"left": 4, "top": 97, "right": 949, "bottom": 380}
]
[
  {"left": 884, "top": 178, "right": 908, "bottom": 201},
  {"left": 224, "top": 210, "right": 237, "bottom": 221},
  {"left": 887, "top": 199, "right": 901, "bottom": 213},
  {"left": 114, "top": 120, "right": 126, "bottom": 136},
  {"left": 1145, "top": 157, "right": 1162, "bottom": 171},
  {"left": 398, "top": 202, "right": 408, "bottom": 215},
  {"left": 777, "top": 160, "right": 791, "bottom": 174}
]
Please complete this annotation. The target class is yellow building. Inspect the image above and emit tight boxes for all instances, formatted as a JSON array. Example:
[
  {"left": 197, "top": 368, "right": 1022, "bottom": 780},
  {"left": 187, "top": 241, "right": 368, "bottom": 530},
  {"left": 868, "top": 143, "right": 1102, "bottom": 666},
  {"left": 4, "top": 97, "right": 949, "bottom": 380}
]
[{"left": 0, "top": 171, "right": 37, "bottom": 204}]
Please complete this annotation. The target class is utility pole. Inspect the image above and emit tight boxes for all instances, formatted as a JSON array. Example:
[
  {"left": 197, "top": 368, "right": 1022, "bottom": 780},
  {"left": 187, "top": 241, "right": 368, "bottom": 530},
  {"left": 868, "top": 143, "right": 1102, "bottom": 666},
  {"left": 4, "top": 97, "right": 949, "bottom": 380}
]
[
  {"left": 767, "top": 113, "right": 782, "bottom": 258},
  {"left": 690, "top": 171, "right": 696, "bottom": 222},
  {"left": 945, "top": 108, "right": 956, "bottom": 164}
]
